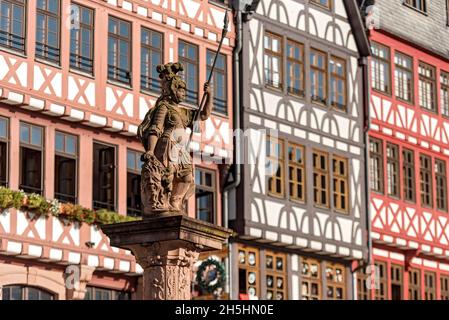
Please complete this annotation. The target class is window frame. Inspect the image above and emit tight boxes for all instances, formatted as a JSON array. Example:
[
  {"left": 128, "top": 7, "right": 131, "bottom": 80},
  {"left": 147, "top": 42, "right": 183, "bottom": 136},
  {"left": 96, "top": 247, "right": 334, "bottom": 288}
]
[
  {"left": 140, "top": 27, "right": 163, "bottom": 94},
  {"left": 237, "top": 245, "right": 260, "bottom": 299},
  {"left": 35, "top": 0, "right": 61, "bottom": 64},
  {"left": 126, "top": 149, "right": 142, "bottom": 217},
  {"left": 266, "top": 136, "right": 285, "bottom": 198},
  {"left": 1, "top": 285, "right": 54, "bottom": 300},
  {"left": 288, "top": 142, "right": 306, "bottom": 203},
  {"left": 0, "top": 0, "right": 26, "bottom": 54},
  {"left": 435, "top": 159, "right": 447, "bottom": 212},
  {"left": 390, "top": 264, "right": 403, "bottom": 300},
  {"left": 371, "top": 41, "right": 391, "bottom": 95},
  {"left": 369, "top": 138, "right": 384, "bottom": 194},
  {"left": 107, "top": 15, "right": 132, "bottom": 86},
  {"left": 19, "top": 122, "right": 44, "bottom": 195},
  {"left": 332, "top": 155, "right": 349, "bottom": 214},
  {"left": 54, "top": 131, "right": 78, "bottom": 204},
  {"left": 418, "top": 61, "right": 437, "bottom": 113},
  {"left": 330, "top": 55, "right": 347, "bottom": 111},
  {"left": 409, "top": 268, "right": 422, "bottom": 300},
  {"left": 301, "top": 258, "right": 322, "bottom": 300},
  {"left": 0, "top": 116, "right": 9, "bottom": 187},
  {"left": 419, "top": 153, "right": 433, "bottom": 208},
  {"left": 178, "top": 39, "right": 199, "bottom": 105},
  {"left": 286, "top": 39, "right": 305, "bottom": 97},
  {"left": 265, "top": 251, "right": 287, "bottom": 300},
  {"left": 441, "top": 274, "right": 449, "bottom": 300},
  {"left": 403, "top": 148, "right": 416, "bottom": 203},
  {"left": 310, "top": 48, "right": 328, "bottom": 105},
  {"left": 325, "top": 263, "right": 346, "bottom": 300},
  {"left": 207, "top": 49, "right": 228, "bottom": 115},
  {"left": 404, "top": 0, "right": 427, "bottom": 14},
  {"left": 386, "top": 143, "right": 400, "bottom": 198},
  {"left": 310, "top": 0, "right": 331, "bottom": 10},
  {"left": 394, "top": 51, "right": 414, "bottom": 104},
  {"left": 69, "top": 2, "right": 95, "bottom": 75},
  {"left": 195, "top": 167, "right": 217, "bottom": 224},
  {"left": 313, "top": 150, "right": 329, "bottom": 208},
  {"left": 424, "top": 271, "right": 436, "bottom": 300},
  {"left": 263, "top": 31, "right": 283, "bottom": 90},
  {"left": 92, "top": 141, "right": 117, "bottom": 211},
  {"left": 440, "top": 70, "right": 449, "bottom": 118}
]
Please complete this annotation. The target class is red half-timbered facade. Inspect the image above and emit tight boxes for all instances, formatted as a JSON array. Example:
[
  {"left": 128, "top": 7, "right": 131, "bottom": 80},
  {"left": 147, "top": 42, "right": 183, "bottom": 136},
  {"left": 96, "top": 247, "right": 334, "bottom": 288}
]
[
  {"left": 0, "top": 0, "right": 234, "bottom": 300},
  {"left": 360, "top": 17, "right": 449, "bottom": 300}
]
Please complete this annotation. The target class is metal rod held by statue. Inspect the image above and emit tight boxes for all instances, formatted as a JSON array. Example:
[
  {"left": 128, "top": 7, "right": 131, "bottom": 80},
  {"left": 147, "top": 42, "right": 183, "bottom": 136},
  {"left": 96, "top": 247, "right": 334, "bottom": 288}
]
[{"left": 187, "top": 9, "right": 229, "bottom": 148}]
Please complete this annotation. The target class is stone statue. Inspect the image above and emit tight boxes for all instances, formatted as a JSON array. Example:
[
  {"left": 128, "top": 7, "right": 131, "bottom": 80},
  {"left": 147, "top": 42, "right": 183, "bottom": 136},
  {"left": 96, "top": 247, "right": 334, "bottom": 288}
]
[{"left": 138, "top": 62, "right": 212, "bottom": 215}]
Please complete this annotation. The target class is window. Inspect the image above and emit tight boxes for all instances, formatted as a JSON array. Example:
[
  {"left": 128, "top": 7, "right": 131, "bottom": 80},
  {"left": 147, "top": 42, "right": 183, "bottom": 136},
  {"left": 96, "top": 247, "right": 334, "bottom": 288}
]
[
  {"left": 286, "top": 39, "right": 304, "bottom": 97},
  {"left": 54, "top": 132, "right": 77, "bottom": 203},
  {"left": 369, "top": 138, "right": 383, "bottom": 193},
  {"left": 207, "top": 50, "right": 227, "bottom": 115},
  {"left": 310, "top": 49, "right": 327, "bottom": 104},
  {"left": 2, "top": 285, "right": 54, "bottom": 300},
  {"left": 391, "top": 264, "right": 403, "bottom": 300},
  {"left": 310, "top": 0, "right": 331, "bottom": 9},
  {"left": 0, "top": 0, "right": 26, "bottom": 53},
  {"left": 195, "top": 168, "right": 216, "bottom": 224},
  {"left": 441, "top": 275, "right": 449, "bottom": 300},
  {"left": 20, "top": 123, "right": 43, "bottom": 194},
  {"left": 420, "top": 154, "right": 433, "bottom": 207},
  {"left": 265, "top": 252, "right": 287, "bottom": 300},
  {"left": 141, "top": 27, "right": 163, "bottom": 93},
  {"left": 313, "top": 150, "right": 329, "bottom": 207},
  {"left": 288, "top": 143, "right": 305, "bottom": 202},
  {"left": 325, "top": 263, "right": 346, "bottom": 300},
  {"left": 36, "top": 0, "right": 60, "bottom": 63},
  {"left": 178, "top": 40, "right": 198, "bottom": 104},
  {"left": 330, "top": 56, "right": 346, "bottom": 110},
  {"left": 435, "top": 159, "right": 447, "bottom": 211},
  {"left": 356, "top": 269, "right": 371, "bottom": 300},
  {"left": 386, "top": 143, "right": 399, "bottom": 197},
  {"left": 127, "top": 149, "right": 142, "bottom": 217},
  {"left": 394, "top": 52, "right": 413, "bottom": 103},
  {"left": 333, "top": 156, "right": 348, "bottom": 213},
  {"left": 374, "top": 261, "right": 388, "bottom": 300},
  {"left": 70, "top": 3, "right": 94, "bottom": 74},
  {"left": 238, "top": 246, "right": 259, "bottom": 299},
  {"left": 424, "top": 272, "right": 436, "bottom": 300},
  {"left": 84, "top": 286, "right": 130, "bottom": 300},
  {"left": 409, "top": 268, "right": 421, "bottom": 300},
  {"left": 0, "top": 117, "right": 8, "bottom": 187},
  {"left": 92, "top": 143, "right": 116, "bottom": 211},
  {"left": 418, "top": 62, "right": 436, "bottom": 112},
  {"left": 108, "top": 16, "right": 131, "bottom": 85},
  {"left": 371, "top": 42, "right": 390, "bottom": 94},
  {"left": 403, "top": 148, "right": 415, "bottom": 202},
  {"left": 404, "top": 0, "right": 427, "bottom": 13},
  {"left": 266, "top": 137, "right": 284, "bottom": 197},
  {"left": 264, "top": 32, "right": 282, "bottom": 89},
  {"left": 301, "top": 258, "right": 321, "bottom": 300},
  {"left": 441, "top": 71, "right": 449, "bottom": 117}
]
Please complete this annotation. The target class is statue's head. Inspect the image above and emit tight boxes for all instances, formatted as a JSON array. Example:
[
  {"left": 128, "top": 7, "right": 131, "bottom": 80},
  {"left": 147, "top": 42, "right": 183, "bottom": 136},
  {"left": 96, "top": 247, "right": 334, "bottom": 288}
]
[{"left": 157, "top": 62, "right": 187, "bottom": 104}]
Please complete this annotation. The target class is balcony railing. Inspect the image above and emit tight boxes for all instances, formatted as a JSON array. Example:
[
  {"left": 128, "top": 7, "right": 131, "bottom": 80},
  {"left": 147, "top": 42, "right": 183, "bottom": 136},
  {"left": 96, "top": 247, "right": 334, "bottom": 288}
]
[
  {"left": 140, "top": 74, "right": 161, "bottom": 93},
  {"left": 92, "top": 200, "right": 115, "bottom": 211},
  {"left": 70, "top": 53, "right": 93, "bottom": 74},
  {"left": 0, "top": 30, "right": 25, "bottom": 53},
  {"left": 54, "top": 192, "right": 76, "bottom": 204},
  {"left": 19, "top": 184, "right": 42, "bottom": 195},
  {"left": 108, "top": 65, "right": 131, "bottom": 86},
  {"left": 35, "top": 42, "right": 60, "bottom": 64}
]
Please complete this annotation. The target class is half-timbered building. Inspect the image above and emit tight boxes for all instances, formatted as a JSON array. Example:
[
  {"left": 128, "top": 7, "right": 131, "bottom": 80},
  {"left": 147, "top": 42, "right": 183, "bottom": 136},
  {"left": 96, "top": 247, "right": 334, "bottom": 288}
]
[
  {"left": 0, "top": 0, "right": 234, "bottom": 299},
  {"left": 229, "top": 0, "right": 370, "bottom": 300},
  {"left": 357, "top": 0, "right": 449, "bottom": 300}
]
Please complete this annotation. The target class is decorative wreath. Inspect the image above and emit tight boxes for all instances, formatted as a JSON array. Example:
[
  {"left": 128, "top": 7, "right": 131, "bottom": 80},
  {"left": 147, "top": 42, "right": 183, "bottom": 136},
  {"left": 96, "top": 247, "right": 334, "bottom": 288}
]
[{"left": 196, "top": 258, "right": 226, "bottom": 294}]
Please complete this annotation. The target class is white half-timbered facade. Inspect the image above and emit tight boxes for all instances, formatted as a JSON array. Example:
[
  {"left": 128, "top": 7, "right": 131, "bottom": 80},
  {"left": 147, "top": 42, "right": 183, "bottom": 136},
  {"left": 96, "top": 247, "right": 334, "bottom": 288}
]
[{"left": 230, "top": 0, "right": 370, "bottom": 300}]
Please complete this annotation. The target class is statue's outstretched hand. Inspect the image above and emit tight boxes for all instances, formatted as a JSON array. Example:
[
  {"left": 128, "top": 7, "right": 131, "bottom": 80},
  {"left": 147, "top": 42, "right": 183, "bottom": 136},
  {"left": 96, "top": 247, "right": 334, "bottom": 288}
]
[{"left": 203, "top": 82, "right": 211, "bottom": 96}]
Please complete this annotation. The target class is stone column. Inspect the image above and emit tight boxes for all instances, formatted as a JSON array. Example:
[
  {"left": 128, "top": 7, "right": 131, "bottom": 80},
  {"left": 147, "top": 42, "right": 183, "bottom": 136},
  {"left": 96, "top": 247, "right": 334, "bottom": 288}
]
[{"left": 101, "top": 214, "right": 232, "bottom": 300}]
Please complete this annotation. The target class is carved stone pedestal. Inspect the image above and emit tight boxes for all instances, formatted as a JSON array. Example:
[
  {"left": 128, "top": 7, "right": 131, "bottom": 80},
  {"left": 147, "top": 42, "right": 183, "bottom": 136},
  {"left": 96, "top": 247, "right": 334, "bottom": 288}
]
[{"left": 101, "top": 214, "right": 232, "bottom": 300}]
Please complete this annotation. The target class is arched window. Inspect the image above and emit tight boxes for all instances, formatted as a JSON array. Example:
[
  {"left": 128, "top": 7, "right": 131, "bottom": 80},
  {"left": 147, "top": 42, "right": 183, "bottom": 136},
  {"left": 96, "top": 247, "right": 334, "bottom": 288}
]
[{"left": 1, "top": 285, "right": 54, "bottom": 300}]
